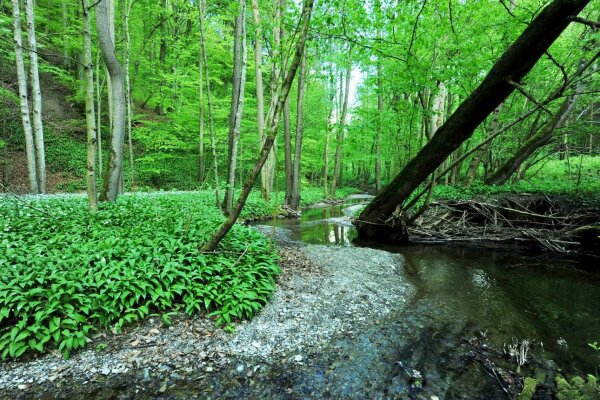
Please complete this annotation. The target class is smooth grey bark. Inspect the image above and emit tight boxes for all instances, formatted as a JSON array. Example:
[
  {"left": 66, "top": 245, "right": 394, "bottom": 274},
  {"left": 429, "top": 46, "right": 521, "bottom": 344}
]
[
  {"left": 356, "top": 0, "right": 591, "bottom": 243},
  {"left": 82, "top": 0, "right": 98, "bottom": 210},
  {"left": 124, "top": 0, "right": 134, "bottom": 189},
  {"left": 202, "top": 0, "right": 313, "bottom": 252},
  {"left": 290, "top": 49, "right": 307, "bottom": 210},
  {"left": 199, "top": 0, "right": 220, "bottom": 207},
  {"left": 11, "top": 0, "right": 37, "bottom": 193},
  {"left": 251, "top": 0, "right": 269, "bottom": 200},
  {"left": 25, "top": 0, "right": 46, "bottom": 193},
  {"left": 96, "top": 0, "right": 126, "bottom": 202},
  {"left": 224, "top": 0, "right": 247, "bottom": 214}
]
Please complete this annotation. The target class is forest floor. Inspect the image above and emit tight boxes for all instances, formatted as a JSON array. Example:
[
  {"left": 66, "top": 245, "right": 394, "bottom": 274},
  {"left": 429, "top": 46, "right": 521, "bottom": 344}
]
[{"left": 0, "top": 229, "right": 414, "bottom": 399}]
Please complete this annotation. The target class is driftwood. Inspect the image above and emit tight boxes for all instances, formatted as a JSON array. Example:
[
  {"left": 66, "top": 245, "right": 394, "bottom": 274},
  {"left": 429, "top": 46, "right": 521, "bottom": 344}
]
[{"left": 409, "top": 195, "right": 600, "bottom": 257}]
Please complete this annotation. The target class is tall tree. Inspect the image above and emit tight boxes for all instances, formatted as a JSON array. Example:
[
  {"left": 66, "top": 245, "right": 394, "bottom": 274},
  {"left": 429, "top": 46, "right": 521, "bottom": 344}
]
[
  {"left": 96, "top": 0, "right": 126, "bottom": 202},
  {"left": 82, "top": 0, "right": 98, "bottom": 210},
  {"left": 25, "top": 0, "right": 46, "bottom": 193},
  {"left": 331, "top": 48, "right": 352, "bottom": 197},
  {"left": 199, "top": 0, "right": 220, "bottom": 207},
  {"left": 11, "top": 0, "right": 37, "bottom": 193},
  {"left": 124, "top": 0, "right": 135, "bottom": 189},
  {"left": 356, "top": 0, "right": 591, "bottom": 243},
  {"left": 224, "top": 0, "right": 248, "bottom": 214},
  {"left": 203, "top": 0, "right": 314, "bottom": 251},
  {"left": 290, "top": 49, "right": 308, "bottom": 210}
]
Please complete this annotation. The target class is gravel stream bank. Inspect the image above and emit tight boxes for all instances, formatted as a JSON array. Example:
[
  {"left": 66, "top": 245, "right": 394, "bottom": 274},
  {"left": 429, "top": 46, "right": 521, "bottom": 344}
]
[{"left": 0, "top": 227, "right": 414, "bottom": 399}]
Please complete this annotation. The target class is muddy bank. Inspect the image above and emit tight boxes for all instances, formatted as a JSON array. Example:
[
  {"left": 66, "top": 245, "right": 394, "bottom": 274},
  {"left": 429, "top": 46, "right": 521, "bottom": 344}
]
[{"left": 0, "top": 233, "right": 414, "bottom": 399}]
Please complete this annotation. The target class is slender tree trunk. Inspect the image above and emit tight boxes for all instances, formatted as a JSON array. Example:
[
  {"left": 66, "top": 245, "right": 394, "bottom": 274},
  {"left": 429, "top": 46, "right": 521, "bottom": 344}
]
[
  {"left": 96, "top": 49, "right": 103, "bottom": 173},
  {"left": 25, "top": 0, "right": 46, "bottom": 193},
  {"left": 331, "top": 51, "right": 352, "bottom": 197},
  {"left": 82, "top": 0, "right": 98, "bottom": 210},
  {"left": 224, "top": 0, "right": 247, "bottom": 214},
  {"left": 62, "top": 0, "right": 70, "bottom": 69},
  {"left": 290, "top": 49, "right": 307, "bottom": 210},
  {"left": 356, "top": 0, "right": 590, "bottom": 242},
  {"left": 252, "top": 0, "right": 269, "bottom": 200},
  {"left": 11, "top": 0, "right": 37, "bottom": 193},
  {"left": 96, "top": 0, "right": 126, "bottom": 202},
  {"left": 486, "top": 74, "right": 585, "bottom": 185},
  {"left": 465, "top": 105, "right": 502, "bottom": 184},
  {"left": 124, "top": 0, "right": 134, "bottom": 189},
  {"left": 202, "top": 0, "right": 313, "bottom": 252},
  {"left": 283, "top": 96, "right": 292, "bottom": 205},
  {"left": 197, "top": 1, "right": 206, "bottom": 183},
  {"left": 375, "top": 60, "right": 383, "bottom": 192},
  {"left": 199, "top": 0, "right": 220, "bottom": 207}
]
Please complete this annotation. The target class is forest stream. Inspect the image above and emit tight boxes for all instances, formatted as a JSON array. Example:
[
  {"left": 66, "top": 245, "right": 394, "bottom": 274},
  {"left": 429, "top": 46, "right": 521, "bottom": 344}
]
[{"left": 1, "top": 196, "right": 599, "bottom": 400}]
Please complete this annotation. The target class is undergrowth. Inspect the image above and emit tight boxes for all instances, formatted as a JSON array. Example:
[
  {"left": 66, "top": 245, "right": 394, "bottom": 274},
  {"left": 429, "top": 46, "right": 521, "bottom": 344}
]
[{"left": 0, "top": 192, "right": 280, "bottom": 359}]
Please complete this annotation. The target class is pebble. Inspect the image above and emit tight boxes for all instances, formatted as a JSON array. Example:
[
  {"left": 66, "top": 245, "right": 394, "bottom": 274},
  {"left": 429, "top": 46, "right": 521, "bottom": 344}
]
[{"left": 294, "top": 355, "right": 303, "bottom": 362}]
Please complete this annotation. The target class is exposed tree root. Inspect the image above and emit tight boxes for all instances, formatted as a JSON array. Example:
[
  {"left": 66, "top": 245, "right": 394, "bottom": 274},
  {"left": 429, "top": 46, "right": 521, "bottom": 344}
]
[{"left": 409, "top": 194, "right": 600, "bottom": 258}]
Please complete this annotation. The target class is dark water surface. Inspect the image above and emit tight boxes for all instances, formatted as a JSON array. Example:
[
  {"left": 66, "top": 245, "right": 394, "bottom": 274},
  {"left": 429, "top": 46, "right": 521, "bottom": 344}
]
[{"left": 243, "top": 199, "right": 600, "bottom": 398}]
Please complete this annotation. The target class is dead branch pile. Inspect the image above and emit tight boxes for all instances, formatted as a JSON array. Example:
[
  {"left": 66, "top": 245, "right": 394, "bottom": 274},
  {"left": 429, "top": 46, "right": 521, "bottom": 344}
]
[{"left": 410, "top": 194, "right": 600, "bottom": 257}]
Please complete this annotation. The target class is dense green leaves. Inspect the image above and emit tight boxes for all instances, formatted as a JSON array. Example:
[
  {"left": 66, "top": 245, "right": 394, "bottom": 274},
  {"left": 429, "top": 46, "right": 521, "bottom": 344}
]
[{"left": 0, "top": 192, "right": 281, "bottom": 359}]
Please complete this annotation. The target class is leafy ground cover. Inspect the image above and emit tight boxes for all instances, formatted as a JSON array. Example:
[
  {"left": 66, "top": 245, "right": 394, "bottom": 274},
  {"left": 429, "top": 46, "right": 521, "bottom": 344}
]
[{"left": 0, "top": 188, "right": 356, "bottom": 360}]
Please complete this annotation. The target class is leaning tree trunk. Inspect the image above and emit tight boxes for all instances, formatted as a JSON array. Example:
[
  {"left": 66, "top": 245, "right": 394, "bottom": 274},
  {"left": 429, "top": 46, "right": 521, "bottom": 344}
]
[
  {"left": 25, "top": 0, "right": 46, "bottom": 193},
  {"left": 356, "top": 0, "right": 591, "bottom": 243},
  {"left": 202, "top": 0, "right": 313, "bottom": 252},
  {"left": 485, "top": 75, "right": 585, "bottom": 186},
  {"left": 96, "top": 0, "right": 126, "bottom": 202},
  {"left": 11, "top": 0, "right": 38, "bottom": 193},
  {"left": 224, "top": 0, "right": 247, "bottom": 214},
  {"left": 290, "top": 49, "right": 307, "bottom": 210},
  {"left": 82, "top": 0, "right": 98, "bottom": 210}
]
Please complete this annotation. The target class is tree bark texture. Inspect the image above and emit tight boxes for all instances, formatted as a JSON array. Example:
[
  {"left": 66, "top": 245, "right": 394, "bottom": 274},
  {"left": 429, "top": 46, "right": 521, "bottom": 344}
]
[
  {"left": 224, "top": 0, "right": 247, "bottom": 214},
  {"left": 11, "top": 0, "right": 38, "bottom": 194},
  {"left": 290, "top": 49, "right": 307, "bottom": 210},
  {"left": 96, "top": 0, "right": 126, "bottom": 202},
  {"left": 83, "top": 0, "right": 98, "bottom": 210},
  {"left": 356, "top": 0, "right": 591, "bottom": 243},
  {"left": 25, "top": 0, "right": 46, "bottom": 193}
]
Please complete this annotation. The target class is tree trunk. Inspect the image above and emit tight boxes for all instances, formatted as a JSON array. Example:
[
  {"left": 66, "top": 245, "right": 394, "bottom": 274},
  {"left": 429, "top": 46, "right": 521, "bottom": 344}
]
[
  {"left": 485, "top": 75, "right": 585, "bottom": 185},
  {"left": 11, "top": 0, "right": 37, "bottom": 194},
  {"left": 224, "top": 0, "right": 247, "bottom": 214},
  {"left": 62, "top": 0, "right": 70, "bottom": 69},
  {"left": 290, "top": 49, "right": 307, "bottom": 210},
  {"left": 25, "top": 0, "right": 46, "bottom": 193},
  {"left": 331, "top": 51, "right": 352, "bottom": 197},
  {"left": 124, "top": 0, "right": 134, "bottom": 189},
  {"left": 356, "top": 0, "right": 590, "bottom": 243},
  {"left": 375, "top": 60, "right": 383, "bottom": 192},
  {"left": 199, "top": 0, "right": 220, "bottom": 207},
  {"left": 82, "top": 0, "right": 98, "bottom": 210},
  {"left": 97, "top": 0, "right": 126, "bottom": 202},
  {"left": 465, "top": 105, "right": 501, "bottom": 184},
  {"left": 202, "top": 0, "right": 313, "bottom": 252},
  {"left": 96, "top": 49, "right": 103, "bottom": 174},
  {"left": 283, "top": 96, "right": 292, "bottom": 205}
]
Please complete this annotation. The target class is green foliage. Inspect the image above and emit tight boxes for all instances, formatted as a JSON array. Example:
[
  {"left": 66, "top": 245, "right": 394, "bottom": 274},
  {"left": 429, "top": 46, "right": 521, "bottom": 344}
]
[
  {"left": 519, "top": 377, "right": 539, "bottom": 400},
  {"left": 555, "top": 375, "right": 599, "bottom": 400},
  {"left": 0, "top": 192, "right": 280, "bottom": 359}
]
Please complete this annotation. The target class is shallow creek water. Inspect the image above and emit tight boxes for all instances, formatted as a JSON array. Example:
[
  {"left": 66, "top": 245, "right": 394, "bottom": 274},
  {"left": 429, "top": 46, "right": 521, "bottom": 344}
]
[{"left": 249, "top": 196, "right": 600, "bottom": 398}]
